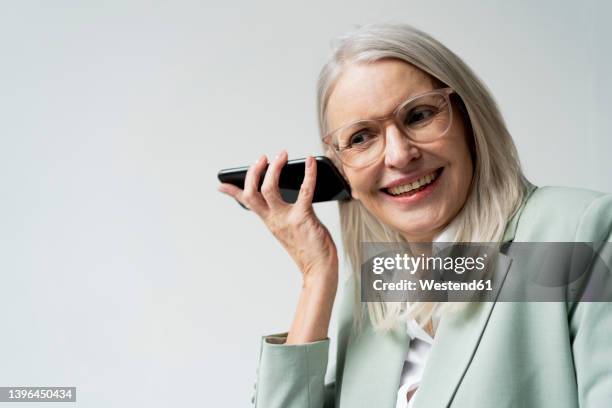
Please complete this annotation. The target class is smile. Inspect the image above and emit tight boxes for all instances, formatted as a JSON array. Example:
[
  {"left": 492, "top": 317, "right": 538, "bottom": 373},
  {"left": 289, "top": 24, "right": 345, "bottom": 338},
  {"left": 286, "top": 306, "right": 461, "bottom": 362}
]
[{"left": 383, "top": 168, "right": 443, "bottom": 197}]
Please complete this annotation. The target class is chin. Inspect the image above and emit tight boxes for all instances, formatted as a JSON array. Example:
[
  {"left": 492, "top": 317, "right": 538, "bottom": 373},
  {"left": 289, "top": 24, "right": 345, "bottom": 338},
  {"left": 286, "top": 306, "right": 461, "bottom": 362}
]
[
  {"left": 364, "top": 197, "right": 450, "bottom": 240},
  {"left": 387, "top": 208, "right": 447, "bottom": 241}
]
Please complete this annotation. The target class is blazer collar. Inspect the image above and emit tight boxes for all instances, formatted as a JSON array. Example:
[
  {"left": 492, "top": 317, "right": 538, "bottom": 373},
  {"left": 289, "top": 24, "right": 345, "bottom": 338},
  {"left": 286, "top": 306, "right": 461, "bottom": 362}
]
[{"left": 502, "top": 183, "right": 537, "bottom": 242}]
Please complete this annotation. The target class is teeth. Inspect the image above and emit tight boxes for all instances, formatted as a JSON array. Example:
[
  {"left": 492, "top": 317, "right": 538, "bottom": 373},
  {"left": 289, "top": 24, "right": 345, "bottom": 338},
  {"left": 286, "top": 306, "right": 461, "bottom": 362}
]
[{"left": 387, "top": 171, "right": 438, "bottom": 195}]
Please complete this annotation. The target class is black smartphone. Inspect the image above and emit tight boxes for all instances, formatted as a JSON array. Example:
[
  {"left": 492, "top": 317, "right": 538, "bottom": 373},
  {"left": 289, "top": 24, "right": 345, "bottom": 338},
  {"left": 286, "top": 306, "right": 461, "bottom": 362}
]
[{"left": 217, "top": 156, "right": 351, "bottom": 209}]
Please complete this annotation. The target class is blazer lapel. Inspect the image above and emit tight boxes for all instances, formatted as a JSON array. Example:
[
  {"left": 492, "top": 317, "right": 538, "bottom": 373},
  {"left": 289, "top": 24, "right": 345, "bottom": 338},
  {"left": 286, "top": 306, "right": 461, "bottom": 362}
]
[
  {"left": 411, "top": 186, "right": 536, "bottom": 407},
  {"left": 411, "top": 252, "right": 513, "bottom": 407}
]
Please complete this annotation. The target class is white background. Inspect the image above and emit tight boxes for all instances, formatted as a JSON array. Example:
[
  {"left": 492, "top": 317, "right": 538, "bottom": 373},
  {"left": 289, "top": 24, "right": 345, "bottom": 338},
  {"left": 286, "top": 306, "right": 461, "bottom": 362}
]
[{"left": 1, "top": 0, "right": 611, "bottom": 406}]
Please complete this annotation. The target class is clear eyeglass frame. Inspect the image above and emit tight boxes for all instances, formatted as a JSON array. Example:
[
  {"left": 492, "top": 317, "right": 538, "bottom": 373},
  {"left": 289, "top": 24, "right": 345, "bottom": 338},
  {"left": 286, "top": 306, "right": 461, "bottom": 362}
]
[{"left": 322, "top": 87, "right": 456, "bottom": 169}]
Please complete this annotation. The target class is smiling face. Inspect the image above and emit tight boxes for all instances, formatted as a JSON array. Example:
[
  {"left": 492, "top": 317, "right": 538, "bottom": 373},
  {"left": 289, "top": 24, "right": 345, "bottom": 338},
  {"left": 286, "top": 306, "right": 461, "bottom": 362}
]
[{"left": 325, "top": 59, "right": 474, "bottom": 242}]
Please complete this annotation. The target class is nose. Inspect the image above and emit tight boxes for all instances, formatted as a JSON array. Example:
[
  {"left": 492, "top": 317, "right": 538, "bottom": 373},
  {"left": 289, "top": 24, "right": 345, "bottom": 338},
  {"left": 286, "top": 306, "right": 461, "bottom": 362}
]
[{"left": 383, "top": 123, "right": 421, "bottom": 168}]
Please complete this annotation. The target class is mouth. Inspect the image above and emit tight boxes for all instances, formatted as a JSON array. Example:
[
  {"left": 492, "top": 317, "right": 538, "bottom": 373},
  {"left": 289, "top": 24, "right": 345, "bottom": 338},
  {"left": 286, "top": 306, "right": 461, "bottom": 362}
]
[{"left": 381, "top": 167, "right": 444, "bottom": 198}]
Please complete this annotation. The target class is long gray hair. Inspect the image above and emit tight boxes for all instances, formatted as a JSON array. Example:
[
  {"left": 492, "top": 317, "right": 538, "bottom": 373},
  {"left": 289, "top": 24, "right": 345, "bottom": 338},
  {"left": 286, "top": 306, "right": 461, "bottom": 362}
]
[{"left": 316, "top": 22, "right": 530, "bottom": 331}]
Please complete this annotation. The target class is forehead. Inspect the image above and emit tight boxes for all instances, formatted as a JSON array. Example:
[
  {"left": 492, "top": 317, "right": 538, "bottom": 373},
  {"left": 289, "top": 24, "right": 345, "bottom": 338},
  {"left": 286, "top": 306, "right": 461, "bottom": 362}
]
[{"left": 326, "top": 59, "right": 436, "bottom": 131}]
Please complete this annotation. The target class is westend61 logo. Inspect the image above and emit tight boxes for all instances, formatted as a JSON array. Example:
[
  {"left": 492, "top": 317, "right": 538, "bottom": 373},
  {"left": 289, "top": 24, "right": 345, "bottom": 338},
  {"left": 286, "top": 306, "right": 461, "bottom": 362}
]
[{"left": 360, "top": 242, "right": 612, "bottom": 303}]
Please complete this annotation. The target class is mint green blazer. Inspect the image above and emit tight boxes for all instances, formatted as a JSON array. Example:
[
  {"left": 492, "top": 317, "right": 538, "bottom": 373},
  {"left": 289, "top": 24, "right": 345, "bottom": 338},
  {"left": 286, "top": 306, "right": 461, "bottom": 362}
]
[{"left": 253, "top": 186, "right": 612, "bottom": 407}]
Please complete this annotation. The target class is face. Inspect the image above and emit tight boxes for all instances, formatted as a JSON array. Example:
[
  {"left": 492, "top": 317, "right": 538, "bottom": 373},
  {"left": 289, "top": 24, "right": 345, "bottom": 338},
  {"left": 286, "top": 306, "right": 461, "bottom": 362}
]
[{"left": 326, "top": 59, "right": 473, "bottom": 242}]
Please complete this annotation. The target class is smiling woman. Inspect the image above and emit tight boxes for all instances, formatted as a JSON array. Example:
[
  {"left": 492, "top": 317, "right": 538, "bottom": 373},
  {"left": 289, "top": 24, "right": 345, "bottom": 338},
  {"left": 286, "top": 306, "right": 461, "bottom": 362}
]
[
  {"left": 218, "top": 22, "right": 612, "bottom": 408},
  {"left": 316, "top": 26, "right": 528, "bottom": 333}
]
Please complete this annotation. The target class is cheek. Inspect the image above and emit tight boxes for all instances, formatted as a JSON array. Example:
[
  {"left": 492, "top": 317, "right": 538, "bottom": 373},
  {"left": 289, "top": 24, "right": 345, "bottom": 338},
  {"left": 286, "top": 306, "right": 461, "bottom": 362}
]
[
  {"left": 344, "top": 168, "right": 378, "bottom": 201},
  {"left": 448, "top": 141, "right": 473, "bottom": 197},
  {"left": 342, "top": 169, "right": 359, "bottom": 199},
  {"left": 345, "top": 172, "right": 367, "bottom": 200}
]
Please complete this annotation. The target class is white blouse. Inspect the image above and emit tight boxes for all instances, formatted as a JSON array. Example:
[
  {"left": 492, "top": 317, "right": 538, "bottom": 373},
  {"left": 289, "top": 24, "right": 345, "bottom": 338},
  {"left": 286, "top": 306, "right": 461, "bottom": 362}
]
[
  {"left": 395, "top": 220, "right": 459, "bottom": 408},
  {"left": 395, "top": 316, "right": 436, "bottom": 408}
]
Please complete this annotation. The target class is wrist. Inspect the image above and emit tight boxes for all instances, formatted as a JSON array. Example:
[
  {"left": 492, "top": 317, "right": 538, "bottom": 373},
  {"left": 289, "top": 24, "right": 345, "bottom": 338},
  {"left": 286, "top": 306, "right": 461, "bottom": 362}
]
[
  {"left": 302, "top": 267, "right": 338, "bottom": 293},
  {"left": 286, "top": 272, "right": 337, "bottom": 345}
]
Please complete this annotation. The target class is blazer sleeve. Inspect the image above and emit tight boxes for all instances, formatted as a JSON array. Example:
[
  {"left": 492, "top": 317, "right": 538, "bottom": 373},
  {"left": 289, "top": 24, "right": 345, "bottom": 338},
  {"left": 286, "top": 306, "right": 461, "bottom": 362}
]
[
  {"left": 251, "top": 276, "right": 356, "bottom": 408},
  {"left": 569, "top": 193, "right": 612, "bottom": 407},
  {"left": 252, "top": 333, "right": 334, "bottom": 408}
]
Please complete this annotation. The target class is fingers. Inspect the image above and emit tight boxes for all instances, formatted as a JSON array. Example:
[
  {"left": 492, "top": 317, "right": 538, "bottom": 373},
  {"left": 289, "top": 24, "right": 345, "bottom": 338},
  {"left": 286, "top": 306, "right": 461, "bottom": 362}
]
[
  {"left": 242, "top": 154, "right": 269, "bottom": 214},
  {"left": 217, "top": 183, "right": 242, "bottom": 198},
  {"left": 218, "top": 183, "right": 251, "bottom": 209},
  {"left": 218, "top": 152, "right": 314, "bottom": 214},
  {"left": 261, "top": 150, "right": 288, "bottom": 209},
  {"left": 296, "top": 156, "right": 317, "bottom": 210}
]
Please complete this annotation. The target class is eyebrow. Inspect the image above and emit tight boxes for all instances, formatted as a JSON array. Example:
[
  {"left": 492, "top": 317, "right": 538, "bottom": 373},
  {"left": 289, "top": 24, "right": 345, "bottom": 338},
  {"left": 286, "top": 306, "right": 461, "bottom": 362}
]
[{"left": 334, "top": 87, "right": 436, "bottom": 129}]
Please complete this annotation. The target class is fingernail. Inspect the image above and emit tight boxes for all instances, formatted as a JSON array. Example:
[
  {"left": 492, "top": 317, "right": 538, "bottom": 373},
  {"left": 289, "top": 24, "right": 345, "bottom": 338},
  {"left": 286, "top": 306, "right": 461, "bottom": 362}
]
[{"left": 306, "top": 156, "right": 313, "bottom": 168}]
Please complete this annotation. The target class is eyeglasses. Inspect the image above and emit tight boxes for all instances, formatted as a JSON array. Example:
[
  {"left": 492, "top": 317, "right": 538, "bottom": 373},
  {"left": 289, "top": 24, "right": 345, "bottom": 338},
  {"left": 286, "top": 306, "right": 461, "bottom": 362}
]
[{"left": 322, "top": 87, "right": 455, "bottom": 168}]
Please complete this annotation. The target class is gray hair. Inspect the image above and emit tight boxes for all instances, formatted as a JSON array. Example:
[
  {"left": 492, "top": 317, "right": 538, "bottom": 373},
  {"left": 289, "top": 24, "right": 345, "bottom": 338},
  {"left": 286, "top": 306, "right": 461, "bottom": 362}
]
[{"left": 316, "top": 22, "right": 530, "bottom": 331}]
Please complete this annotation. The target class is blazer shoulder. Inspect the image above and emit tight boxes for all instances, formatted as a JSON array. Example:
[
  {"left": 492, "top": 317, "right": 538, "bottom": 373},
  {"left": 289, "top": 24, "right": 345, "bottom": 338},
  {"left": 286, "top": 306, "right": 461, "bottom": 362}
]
[{"left": 515, "top": 186, "right": 612, "bottom": 241}]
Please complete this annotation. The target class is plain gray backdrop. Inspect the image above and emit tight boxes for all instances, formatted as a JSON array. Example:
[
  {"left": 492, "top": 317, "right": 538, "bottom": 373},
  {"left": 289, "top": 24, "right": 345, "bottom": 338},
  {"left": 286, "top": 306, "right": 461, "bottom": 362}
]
[{"left": 1, "top": 0, "right": 611, "bottom": 406}]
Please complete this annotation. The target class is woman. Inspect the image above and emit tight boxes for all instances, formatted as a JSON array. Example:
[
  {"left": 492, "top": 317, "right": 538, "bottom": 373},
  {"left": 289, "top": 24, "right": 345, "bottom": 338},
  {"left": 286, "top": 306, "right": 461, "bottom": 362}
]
[{"left": 218, "top": 23, "right": 612, "bottom": 407}]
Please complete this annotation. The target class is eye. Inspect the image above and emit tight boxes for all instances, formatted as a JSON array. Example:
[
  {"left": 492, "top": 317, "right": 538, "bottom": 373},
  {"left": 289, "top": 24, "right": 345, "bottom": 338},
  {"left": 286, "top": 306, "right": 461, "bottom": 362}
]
[
  {"left": 404, "top": 106, "right": 439, "bottom": 127},
  {"left": 345, "top": 129, "right": 376, "bottom": 148}
]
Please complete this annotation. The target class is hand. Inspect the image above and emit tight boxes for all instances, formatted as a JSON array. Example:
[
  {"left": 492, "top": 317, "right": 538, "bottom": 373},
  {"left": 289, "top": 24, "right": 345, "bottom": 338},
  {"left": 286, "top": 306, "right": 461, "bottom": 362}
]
[
  {"left": 218, "top": 151, "right": 338, "bottom": 284},
  {"left": 218, "top": 151, "right": 339, "bottom": 343}
]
